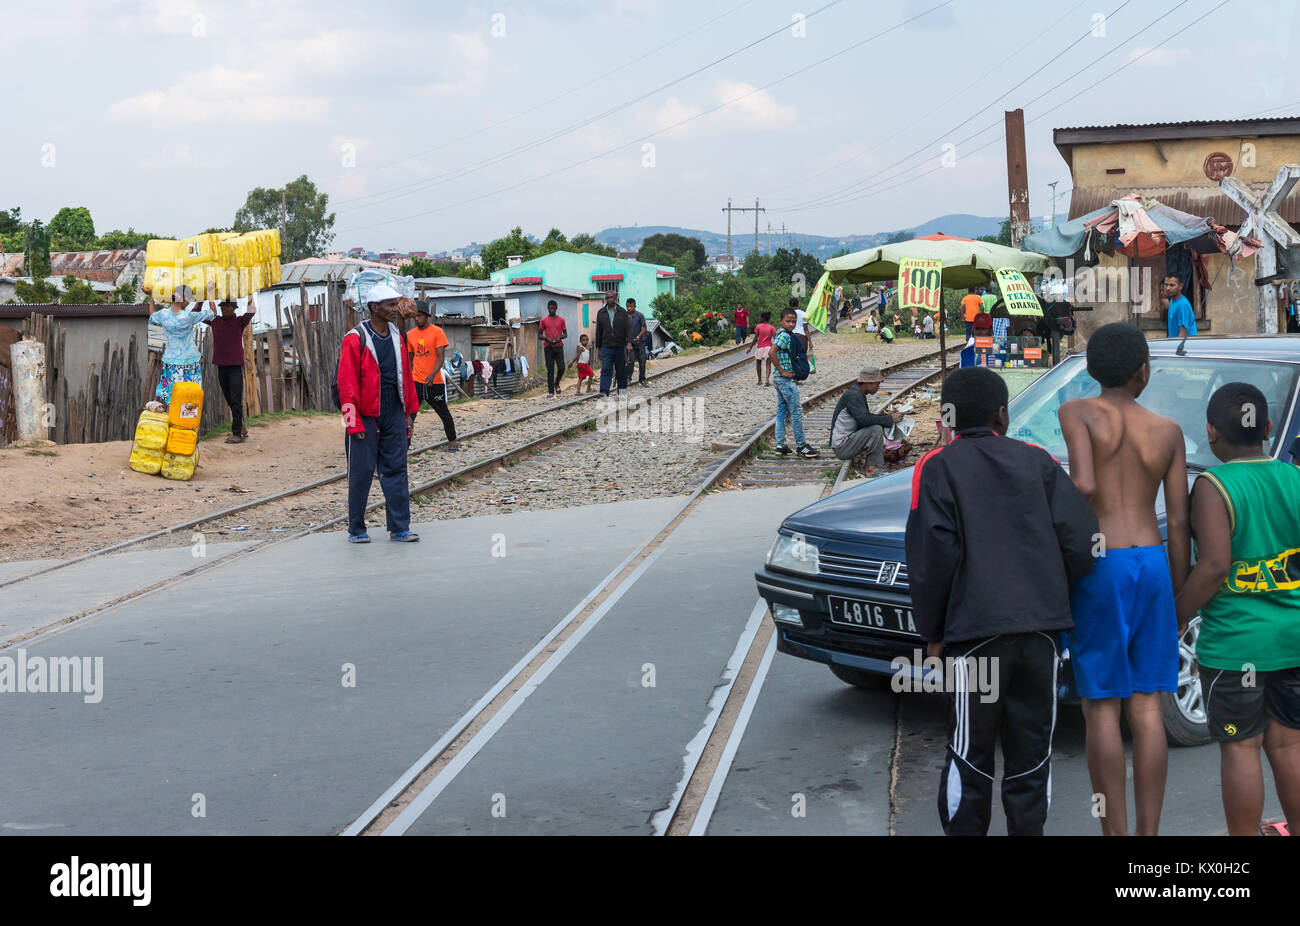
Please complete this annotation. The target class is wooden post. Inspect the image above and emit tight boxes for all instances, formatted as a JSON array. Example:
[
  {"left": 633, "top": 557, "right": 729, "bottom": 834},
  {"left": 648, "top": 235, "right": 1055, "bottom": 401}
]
[{"left": 1004, "top": 109, "right": 1031, "bottom": 247}]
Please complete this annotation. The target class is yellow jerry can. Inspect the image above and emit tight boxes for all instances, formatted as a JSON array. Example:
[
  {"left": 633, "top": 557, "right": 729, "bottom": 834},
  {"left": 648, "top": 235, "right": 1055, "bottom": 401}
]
[
  {"left": 165, "top": 426, "right": 198, "bottom": 455},
  {"left": 161, "top": 447, "right": 200, "bottom": 481},
  {"left": 129, "top": 444, "right": 164, "bottom": 475},
  {"left": 133, "top": 409, "right": 170, "bottom": 451},
  {"left": 144, "top": 265, "right": 175, "bottom": 301},
  {"left": 168, "top": 382, "right": 204, "bottom": 430}
]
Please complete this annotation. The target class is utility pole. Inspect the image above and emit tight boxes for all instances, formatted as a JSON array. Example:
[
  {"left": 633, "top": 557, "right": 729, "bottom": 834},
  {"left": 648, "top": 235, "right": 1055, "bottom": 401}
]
[
  {"left": 1046, "top": 181, "right": 1060, "bottom": 229},
  {"left": 722, "top": 198, "right": 766, "bottom": 269},
  {"left": 767, "top": 222, "right": 773, "bottom": 255},
  {"left": 1004, "top": 109, "right": 1031, "bottom": 247}
]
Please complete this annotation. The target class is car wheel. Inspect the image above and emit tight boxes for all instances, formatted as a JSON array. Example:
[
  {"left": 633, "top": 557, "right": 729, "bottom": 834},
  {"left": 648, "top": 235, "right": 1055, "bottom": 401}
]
[
  {"left": 1160, "top": 617, "right": 1210, "bottom": 746},
  {"left": 829, "top": 664, "right": 890, "bottom": 690}
]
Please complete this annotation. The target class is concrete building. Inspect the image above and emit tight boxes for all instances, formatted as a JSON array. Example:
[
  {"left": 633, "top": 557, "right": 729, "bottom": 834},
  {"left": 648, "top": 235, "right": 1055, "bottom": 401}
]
[
  {"left": 0, "top": 249, "right": 145, "bottom": 298},
  {"left": 425, "top": 283, "right": 601, "bottom": 346},
  {"left": 489, "top": 251, "right": 676, "bottom": 317},
  {"left": 1053, "top": 118, "right": 1300, "bottom": 340}
]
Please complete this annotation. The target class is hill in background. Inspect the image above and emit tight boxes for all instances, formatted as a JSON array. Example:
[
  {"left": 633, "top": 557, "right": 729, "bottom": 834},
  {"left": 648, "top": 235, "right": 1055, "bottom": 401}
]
[{"left": 595, "top": 214, "right": 1005, "bottom": 259}]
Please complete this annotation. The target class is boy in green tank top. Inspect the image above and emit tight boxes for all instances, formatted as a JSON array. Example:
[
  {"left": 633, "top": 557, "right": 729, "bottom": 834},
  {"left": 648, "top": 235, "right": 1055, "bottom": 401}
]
[{"left": 1175, "top": 382, "right": 1300, "bottom": 835}]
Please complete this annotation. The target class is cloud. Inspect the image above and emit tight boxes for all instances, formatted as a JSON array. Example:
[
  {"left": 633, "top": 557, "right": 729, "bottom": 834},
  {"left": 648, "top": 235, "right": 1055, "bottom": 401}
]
[
  {"left": 104, "top": 66, "right": 329, "bottom": 127},
  {"left": 649, "top": 97, "right": 704, "bottom": 139},
  {"left": 135, "top": 143, "right": 223, "bottom": 170},
  {"left": 1124, "top": 45, "right": 1193, "bottom": 67},
  {"left": 419, "top": 33, "right": 494, "bottom": 98},
  {"left": 711, "top": 80, "right": 798, "bottom": 130}
]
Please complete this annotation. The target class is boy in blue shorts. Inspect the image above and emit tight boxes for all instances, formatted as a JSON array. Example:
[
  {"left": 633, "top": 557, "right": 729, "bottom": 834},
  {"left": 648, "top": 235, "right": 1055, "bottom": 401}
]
[
  {"left": 1174, "top": 383, "right": 1300, "bottom": 835},
  {"left": 1059, "top": 322, "right": 1190, "bottom": 836}
]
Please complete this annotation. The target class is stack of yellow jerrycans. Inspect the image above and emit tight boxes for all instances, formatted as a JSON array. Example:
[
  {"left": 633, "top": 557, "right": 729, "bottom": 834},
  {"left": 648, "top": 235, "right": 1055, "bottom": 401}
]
[
  {"left": 144, "top": 229, "right": 282, "bottom": 302},
  {"left": 128, "top": 382, "right": 204, "bottom": 481}
]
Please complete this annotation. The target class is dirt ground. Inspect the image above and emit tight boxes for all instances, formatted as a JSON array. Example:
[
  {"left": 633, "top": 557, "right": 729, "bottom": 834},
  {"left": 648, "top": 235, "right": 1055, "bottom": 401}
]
[{"left": 0, "top": 346, "right": 730, "bottom": 563}]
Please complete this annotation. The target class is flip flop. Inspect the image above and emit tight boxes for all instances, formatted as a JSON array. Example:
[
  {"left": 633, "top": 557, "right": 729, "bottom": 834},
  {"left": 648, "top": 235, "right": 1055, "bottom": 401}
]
[
  {"left": 348, "top": 533, "right": 371, "bottom": 544},
  {"left": 390, "top": 531, "right": 421, "bottom": 542},
  {"left": 1261, "top": 821, "right": 1290, "bottom": 836}
]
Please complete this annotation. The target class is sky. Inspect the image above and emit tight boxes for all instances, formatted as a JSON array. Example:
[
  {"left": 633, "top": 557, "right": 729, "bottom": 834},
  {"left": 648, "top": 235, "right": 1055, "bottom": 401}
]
[{"left": 3, "top": 0, "right": 1297, "bottom": 252}]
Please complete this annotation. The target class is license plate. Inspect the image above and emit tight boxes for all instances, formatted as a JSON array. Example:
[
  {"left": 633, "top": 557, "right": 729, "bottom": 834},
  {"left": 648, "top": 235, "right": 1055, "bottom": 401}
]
[{"left": 828, "top": 596, "right": 918, "bottom": 637}]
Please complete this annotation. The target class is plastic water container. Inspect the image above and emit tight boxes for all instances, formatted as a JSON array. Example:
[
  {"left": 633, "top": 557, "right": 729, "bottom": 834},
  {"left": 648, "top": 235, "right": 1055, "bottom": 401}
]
[
  {"left": 129, "top": 444, "right": 164, "bottom": 475},
  {"left": 161, "top": 446, "right": 199, "bottom": 481},
  {"left": 133, "top": 409, "right": 170, "bottom": 451},
  {"left": 144, "top": 265, "right": 175, "bottom": 301},
  {"left": 181, "top": 233, "right": 221, "bottom": 263},
  {"left": 165, "top": 426, "right": 198, "bottom": 455},
  {"left": 169, "top": 383, "right": 204, "bottom": 430}
]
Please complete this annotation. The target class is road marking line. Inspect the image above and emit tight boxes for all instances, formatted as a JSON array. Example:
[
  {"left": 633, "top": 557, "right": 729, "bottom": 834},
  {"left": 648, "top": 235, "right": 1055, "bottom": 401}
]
[
  {"left": 688, "top": 631, "right": 778, "bottom": 836},
  {"left": 650, "top": 598, "right": 767, "bottom": 836}
]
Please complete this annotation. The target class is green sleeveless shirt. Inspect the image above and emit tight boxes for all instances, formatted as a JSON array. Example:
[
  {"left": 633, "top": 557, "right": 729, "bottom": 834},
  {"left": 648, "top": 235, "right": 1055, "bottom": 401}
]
[{"left": 1194, "top": 458, "right": 1300, "bottom": 672}]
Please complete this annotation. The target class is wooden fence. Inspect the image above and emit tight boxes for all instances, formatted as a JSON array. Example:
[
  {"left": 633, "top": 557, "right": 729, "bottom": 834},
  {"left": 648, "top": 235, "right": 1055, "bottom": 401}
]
[{"left": 19, "top": 282, "right": 355, "bottom": 444}]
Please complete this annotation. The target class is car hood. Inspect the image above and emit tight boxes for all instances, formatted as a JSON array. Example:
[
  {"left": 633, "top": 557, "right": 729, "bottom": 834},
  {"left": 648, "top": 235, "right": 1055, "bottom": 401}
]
[
  {"left": 780, "top": 457, "right": 1184, "bottom": 548},
  {"left": 781, "top": 467, "right": 916, "bottom": 545}
]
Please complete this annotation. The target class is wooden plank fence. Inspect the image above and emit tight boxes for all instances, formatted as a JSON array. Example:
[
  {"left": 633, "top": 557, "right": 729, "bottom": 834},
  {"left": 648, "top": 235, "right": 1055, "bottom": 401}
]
[{"left": 17, "top": 281, "right": 355, "bottom": 444}]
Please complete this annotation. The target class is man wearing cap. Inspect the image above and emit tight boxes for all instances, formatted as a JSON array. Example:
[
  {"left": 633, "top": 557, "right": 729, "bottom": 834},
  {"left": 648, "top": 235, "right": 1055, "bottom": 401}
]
[
  {"left": 406, "top": 300, "right": 460, "bottom": 450},
  {"left": 829, "top": 367, "right": 904, "bottom": 477},
  {"left": 336, "top": 283, "right": 420, "bottom": 543},
  {"left": 209, "top": 297, "right": 256, "bottom": 443}
]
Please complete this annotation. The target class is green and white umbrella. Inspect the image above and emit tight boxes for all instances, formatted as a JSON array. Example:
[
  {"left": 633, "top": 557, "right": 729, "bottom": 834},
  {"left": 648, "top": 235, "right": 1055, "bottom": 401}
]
[{"left": 805, "top": 234, "right": 1052, "bottom": 330}]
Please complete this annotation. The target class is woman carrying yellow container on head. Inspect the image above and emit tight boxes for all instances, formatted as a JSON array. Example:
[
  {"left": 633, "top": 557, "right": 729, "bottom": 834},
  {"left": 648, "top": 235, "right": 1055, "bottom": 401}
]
[{"left": 149, "top": 282, "right": 215, "bottom": 405}]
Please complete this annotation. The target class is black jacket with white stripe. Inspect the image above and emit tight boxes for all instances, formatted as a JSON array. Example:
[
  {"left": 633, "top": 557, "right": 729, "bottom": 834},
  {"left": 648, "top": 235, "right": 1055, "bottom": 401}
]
[{"left": 903, "top": 427, "right": 1098, "bottom": 644}]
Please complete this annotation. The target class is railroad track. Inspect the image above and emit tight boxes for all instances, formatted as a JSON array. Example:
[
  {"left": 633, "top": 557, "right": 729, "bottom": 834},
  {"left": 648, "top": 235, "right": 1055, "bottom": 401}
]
[
  {"left": 344, "top": 346, "right": 956, "bottom": 836},
  {"left": 0, "top": 300, "right": 900, "bottom": 648}
]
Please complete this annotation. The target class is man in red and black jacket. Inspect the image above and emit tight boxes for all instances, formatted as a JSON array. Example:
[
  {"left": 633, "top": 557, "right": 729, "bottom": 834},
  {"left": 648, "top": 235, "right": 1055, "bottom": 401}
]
[
  {"left": 337, "top": 284, "right": 420, "bottom": 543},
  {"left": 905, "top": 367, "right": 1097, "bottom": 836}
]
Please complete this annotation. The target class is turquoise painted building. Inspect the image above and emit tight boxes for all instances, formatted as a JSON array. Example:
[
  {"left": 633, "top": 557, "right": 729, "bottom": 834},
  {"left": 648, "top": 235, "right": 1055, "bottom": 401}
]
[{"left": 489, "top": 252, "right": 677, "bottom": 317}]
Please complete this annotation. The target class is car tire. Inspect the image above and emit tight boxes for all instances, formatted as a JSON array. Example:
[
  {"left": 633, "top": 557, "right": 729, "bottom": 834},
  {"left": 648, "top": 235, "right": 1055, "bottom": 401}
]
[
  {"left": 1161, "top": 617, "right": 1210, "bottom": 747},
  {"left": 829, "top": 664, "right": 891, "bottom": 690}
]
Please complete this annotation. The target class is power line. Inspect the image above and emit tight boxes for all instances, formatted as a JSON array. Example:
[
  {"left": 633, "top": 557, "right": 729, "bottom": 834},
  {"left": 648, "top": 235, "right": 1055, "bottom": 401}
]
[
  {"left": 349, "top": 0, "right": 757, "bottom": 178},
  {"left": 773, "top": 0, "right": 1200, "bottom": 216},
  {"left": 777, "top": 0, "right": 1235, "bottom": 217},
  {"left": 335, "top": 0, "right": 844, "bottom": 211},
  {"left": 336, "top": 0, "right": 955, "bottom": 234}
]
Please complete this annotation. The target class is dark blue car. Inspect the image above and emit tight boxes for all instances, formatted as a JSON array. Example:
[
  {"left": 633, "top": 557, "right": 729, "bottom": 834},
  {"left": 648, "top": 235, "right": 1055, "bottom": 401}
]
[{"left": 755, "top": 336, "right": 1300, "bottom": 745}]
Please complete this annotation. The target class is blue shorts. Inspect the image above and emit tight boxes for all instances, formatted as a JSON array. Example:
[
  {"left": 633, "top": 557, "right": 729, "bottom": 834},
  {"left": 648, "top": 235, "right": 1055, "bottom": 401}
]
[{"left": 1065, "top": 545, "right": 1178, "bottom": 699}]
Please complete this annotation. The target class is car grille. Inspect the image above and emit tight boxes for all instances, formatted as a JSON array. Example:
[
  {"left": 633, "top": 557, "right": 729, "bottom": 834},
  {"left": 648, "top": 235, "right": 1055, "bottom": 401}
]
[{"left": 818, "top": 551, "right": 910, "bottom": 590}]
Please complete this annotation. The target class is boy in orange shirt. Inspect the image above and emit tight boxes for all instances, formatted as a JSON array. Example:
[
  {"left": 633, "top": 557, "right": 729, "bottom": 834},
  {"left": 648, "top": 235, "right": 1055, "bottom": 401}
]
[{"left": 405, "top": 301, "right": 460, "bottom": 451}]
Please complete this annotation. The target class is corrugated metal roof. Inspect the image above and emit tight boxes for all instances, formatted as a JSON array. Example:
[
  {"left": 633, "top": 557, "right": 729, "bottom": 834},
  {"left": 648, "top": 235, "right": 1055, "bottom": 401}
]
[
  {"left": 278, "top": 257, "right": 398, "bottom": 284},
  {"left": 1056, "top": 117, "right": 1300, "bottom": 138},
  {"left": 0, "top": 249, "right": 142, "bottom": 283},
  {"left": 1067, "top": 183, "right": 1300, "bottom": 226},
  {"left": 432, "top": 284, "right": 588, "bottom": 299}
]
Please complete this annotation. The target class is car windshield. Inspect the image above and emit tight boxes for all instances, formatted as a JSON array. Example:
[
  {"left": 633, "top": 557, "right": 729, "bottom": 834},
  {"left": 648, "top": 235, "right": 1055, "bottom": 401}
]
[{"left": 1007, "top": 355, "right": 1299, "bottom": 470}]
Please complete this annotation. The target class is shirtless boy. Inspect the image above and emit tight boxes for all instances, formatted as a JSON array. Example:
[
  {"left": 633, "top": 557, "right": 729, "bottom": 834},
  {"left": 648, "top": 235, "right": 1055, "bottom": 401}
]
[{"left": 1058, "top": 322, "right": 1190, "bottom": 836}]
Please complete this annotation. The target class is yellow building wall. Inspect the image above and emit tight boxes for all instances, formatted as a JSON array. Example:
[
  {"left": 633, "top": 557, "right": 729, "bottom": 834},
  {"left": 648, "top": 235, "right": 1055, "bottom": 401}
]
[{"left": 1069, "top": 136, "right": 1300, "bottom": 188}]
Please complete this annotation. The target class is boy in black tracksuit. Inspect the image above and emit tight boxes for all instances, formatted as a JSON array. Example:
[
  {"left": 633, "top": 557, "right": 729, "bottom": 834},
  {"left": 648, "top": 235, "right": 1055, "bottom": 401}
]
[{"left": 905, "top": 367, "right": 1098, "bottom": 835}]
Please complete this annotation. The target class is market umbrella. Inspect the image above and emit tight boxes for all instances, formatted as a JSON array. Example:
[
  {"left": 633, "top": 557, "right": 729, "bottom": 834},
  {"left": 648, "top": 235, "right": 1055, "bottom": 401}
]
[{"left": 804, "top": 234, "right": 1051, "bottom": 330}]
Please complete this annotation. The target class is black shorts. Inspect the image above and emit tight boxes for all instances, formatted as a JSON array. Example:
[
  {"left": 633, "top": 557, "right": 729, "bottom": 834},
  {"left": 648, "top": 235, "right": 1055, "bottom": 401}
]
[{"left": 1203, "top": 665, "right": 1300, "bottom": 742}]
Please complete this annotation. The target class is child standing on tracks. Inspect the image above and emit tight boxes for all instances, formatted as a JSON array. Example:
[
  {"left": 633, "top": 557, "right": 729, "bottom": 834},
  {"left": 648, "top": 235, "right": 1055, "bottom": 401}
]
[
  {"left": 1058, "top": 322, "right": 1190, "bottom": 836},
  {"left": 571, "top": 334, "right": 595, "bottom": 394},
  {"left": 772, "top": 307, "right": 819, "bottom": 458},
  {"left": 1174, "top": 382, "right": 1300, "bottom": 835},
  {"left": 906, "top": 367, "right": 1098, "bottom": 836},
  {"left": 745, "top": 311, "right": 776, "bottom": 386}
]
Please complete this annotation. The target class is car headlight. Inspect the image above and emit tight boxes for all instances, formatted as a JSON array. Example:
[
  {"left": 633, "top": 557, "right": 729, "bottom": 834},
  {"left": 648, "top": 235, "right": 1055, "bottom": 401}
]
[{"left": 766, "top": 533, "right": 820, "bottom": 575}]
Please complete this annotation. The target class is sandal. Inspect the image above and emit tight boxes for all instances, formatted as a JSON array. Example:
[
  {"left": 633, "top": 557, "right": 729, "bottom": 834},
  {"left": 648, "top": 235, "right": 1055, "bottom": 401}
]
[{"left": 225, "top": 434, "right": 246, "bottom": 444}]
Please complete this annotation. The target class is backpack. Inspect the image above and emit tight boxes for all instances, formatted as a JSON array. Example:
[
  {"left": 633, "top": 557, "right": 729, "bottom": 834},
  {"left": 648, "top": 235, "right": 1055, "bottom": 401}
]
[
  {"left": 787, "top": 332, "right": 810, "bottom": 381},
  {"left": 1050, "top": 303, "right": 1076, "bottom": 335}
]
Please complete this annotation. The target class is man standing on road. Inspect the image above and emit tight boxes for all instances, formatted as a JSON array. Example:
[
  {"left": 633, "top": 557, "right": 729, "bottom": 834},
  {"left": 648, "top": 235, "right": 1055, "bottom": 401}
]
[
  {"left": 594, "top": 289, "right": 629, "bottom": 396},
  {"left": 625, "top": 298, "right": 649, "bottom": 386},
  {"left": 733, "top": 301, "right": 750, "bottom": 345},
  {"left": 830, "top": 367, "right": 903, "bottom": 477},
  {"left": 405, "top": 301, "right": 460, "bottom": 451},
  {"left": 337, "top": 283, "right": 420, "bottom": 544},
  {"left": 1162, "top": 274, "right": 1198, "bottom": 338},
  {"left": 209, "top": 297, "right": 255, "bottom": 444},
  {"left": 1058, "top": 322, "right": 1190, "bottom": 836},
  {"left": 538, "top": 299, "right": 568, "bottom": 397}
]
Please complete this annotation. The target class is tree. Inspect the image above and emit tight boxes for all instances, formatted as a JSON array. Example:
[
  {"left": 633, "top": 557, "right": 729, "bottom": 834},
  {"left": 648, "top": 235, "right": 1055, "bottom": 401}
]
[
  {"left": 233, "top": 175, "right": 335, "bottom": 262},
  {"left": 110, "top": 275, "right": 141, "bottom": 303},
  {"left": 0, "top": 207, "right": 23, "bottom": 237},
  {"left": 739, "top": 251, "right": 772, "bottom": 278},
  {"left": 568, "top": 232, "right": 616, "bottom": 258},
  {"left": 479, "top": 227, "right": 536, "bottom": 274},
  {"left": 95, "top": 228, "right": 161, "bottom": 250},
  {"left": 977, "top": 220, "right": 1013, "bottom": 247},
  {"left": 48, "top": 207, "right": 97, "bottom": 250},
  {"left": 638, "top": 233, "right": 705, "bottom": 269},
  {"left": 884, "top": 229, "right": 912, "bottom": 245},
  {"left": 59, "top": 275, "right": 107, "bottom": 305},
  {"left": 25, "top": 220, "right": 52, "bottom": 280}
]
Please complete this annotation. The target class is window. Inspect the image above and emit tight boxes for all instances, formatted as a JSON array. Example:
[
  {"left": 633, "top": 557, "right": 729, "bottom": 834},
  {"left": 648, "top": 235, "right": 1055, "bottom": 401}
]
[{"left": 595, "top": 280, "right": 620, "bottom": 295}]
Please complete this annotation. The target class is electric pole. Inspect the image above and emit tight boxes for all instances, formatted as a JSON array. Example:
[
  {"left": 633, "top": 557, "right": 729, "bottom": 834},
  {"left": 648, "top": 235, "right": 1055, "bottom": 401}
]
[
  {"left": 1004, "top": 109, "right": 1031, "bottom": 246},
  {"left": 722, "top": 198, "right": 766, "bottom": 270}
]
